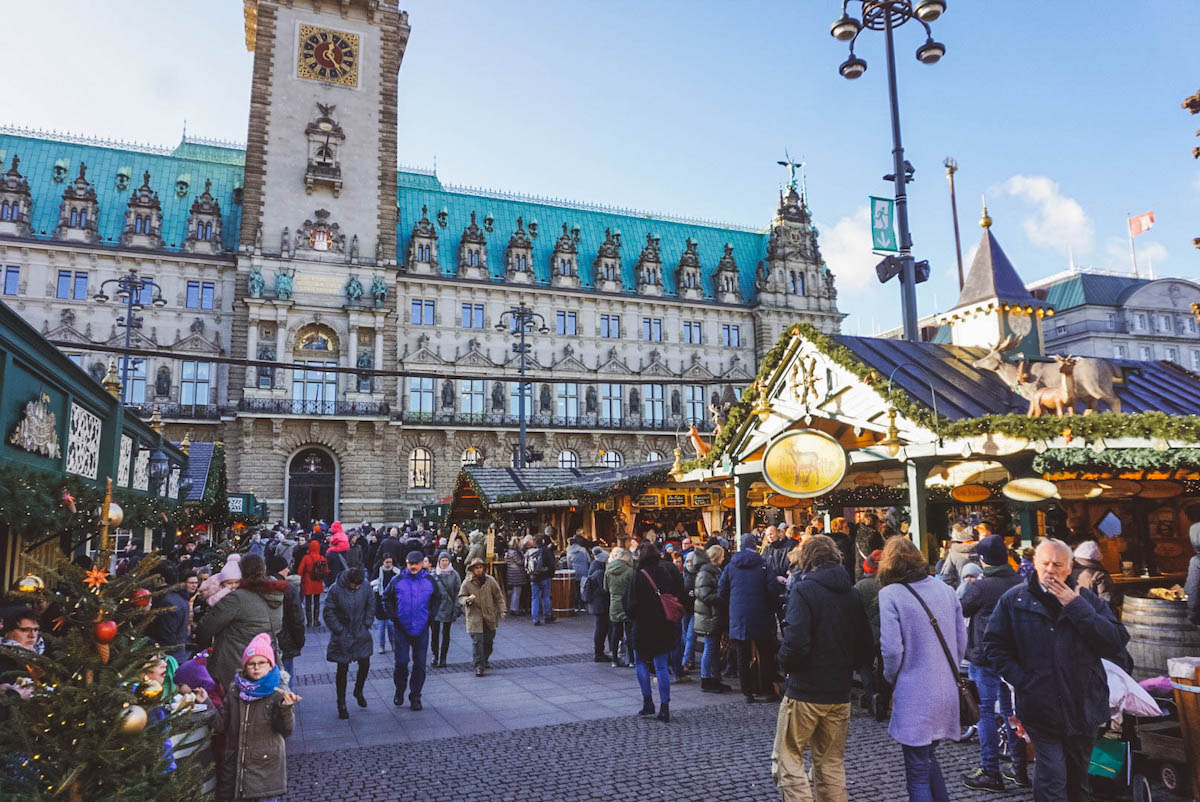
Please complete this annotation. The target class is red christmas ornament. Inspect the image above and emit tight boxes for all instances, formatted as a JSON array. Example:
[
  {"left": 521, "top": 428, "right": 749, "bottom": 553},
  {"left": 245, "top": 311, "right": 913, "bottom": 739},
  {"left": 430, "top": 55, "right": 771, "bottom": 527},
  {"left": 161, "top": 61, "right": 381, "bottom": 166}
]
[
  {"left": 61, "top": 489, "right": 76, "bottom": 514},
  {"left": 130, "top": 588, "right": 152, "bottom": 608},
  {"left": 94, "top": 620, "right": 118, "bottom": 644}
]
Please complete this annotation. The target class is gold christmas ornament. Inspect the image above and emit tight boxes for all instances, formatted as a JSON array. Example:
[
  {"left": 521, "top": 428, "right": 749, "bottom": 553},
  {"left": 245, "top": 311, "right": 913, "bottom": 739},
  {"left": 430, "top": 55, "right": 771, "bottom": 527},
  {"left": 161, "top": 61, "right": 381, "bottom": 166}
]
[
  {"left": 94, "top": 501, "right": 124, "bottom": 528},
  {"left": 15, "top": 574, "right": 44, "bottom": 593},
  {"left": 138, "top": 680, "right": 163, "bottom": 701},
  {"left": 118, "top": 704, "right": 147, "bottom": 735}
]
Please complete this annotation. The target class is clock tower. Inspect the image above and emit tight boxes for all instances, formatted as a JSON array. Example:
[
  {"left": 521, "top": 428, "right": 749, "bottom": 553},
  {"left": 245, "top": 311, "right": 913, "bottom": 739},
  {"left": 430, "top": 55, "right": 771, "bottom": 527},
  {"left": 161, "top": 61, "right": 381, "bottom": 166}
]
[
  {"left": 238, "top": 0, "right": 409, "bottom": 260},
  {"left": 226, "top": 1, "right": 410, "bottom": 526}
]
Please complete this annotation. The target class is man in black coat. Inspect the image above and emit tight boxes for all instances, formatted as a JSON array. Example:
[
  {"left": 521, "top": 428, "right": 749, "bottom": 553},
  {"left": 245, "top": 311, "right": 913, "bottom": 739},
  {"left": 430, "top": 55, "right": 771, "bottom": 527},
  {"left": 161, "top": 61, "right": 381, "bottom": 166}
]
[
  {"left": 150, "top": 563, "right": 191, "bottom": 665},
  {"left": 374, "top": 527, "right": 404, "bottom": 572},
  {"left": 773, "top": 535, "right": 872, "bottom": 802},
  {"left": 984, "top": 539, "right": 1128, "bottom": 802},
  {"left": 267, "top": 553, "right": 307, "bottom": 677},
  {"left": 959, "top": 535, "right": 1027, "bottom": 791}
]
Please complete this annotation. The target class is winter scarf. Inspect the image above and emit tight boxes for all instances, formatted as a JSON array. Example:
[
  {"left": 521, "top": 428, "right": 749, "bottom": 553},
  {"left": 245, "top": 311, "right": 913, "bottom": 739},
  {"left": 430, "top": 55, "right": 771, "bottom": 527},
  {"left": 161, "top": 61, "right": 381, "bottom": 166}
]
[{"left": 231, "top": 665, "right": 282, "bottom": 701}]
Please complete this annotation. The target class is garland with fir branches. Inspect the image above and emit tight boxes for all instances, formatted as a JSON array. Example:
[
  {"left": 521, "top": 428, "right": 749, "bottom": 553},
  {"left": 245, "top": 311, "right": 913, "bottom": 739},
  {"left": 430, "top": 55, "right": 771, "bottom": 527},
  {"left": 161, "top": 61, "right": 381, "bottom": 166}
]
[{"left": 1032, "top": 447, "right": 1200, "bottom": 474}]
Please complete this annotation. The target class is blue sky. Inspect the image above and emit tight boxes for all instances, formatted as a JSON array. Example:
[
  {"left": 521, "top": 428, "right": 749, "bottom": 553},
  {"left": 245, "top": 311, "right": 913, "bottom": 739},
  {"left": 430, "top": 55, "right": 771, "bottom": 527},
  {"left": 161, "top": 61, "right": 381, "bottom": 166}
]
[{"left": 5, "top": 1, "right": 1199, "bottom": 332}]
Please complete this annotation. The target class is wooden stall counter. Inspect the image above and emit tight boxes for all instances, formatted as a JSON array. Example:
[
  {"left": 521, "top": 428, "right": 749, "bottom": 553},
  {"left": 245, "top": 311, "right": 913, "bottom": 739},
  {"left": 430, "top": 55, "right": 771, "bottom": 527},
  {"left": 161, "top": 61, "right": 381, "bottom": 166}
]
[{"left": 1112, "top": 572, "right": 1187, "bottom": 593}]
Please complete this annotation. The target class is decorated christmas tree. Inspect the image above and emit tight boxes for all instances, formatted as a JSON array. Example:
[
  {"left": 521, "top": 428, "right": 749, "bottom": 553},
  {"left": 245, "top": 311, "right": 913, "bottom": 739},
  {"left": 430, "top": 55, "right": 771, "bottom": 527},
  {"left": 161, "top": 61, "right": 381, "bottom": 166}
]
[{"left": 0, "top": 493, "right": 209, "bottom": 801}]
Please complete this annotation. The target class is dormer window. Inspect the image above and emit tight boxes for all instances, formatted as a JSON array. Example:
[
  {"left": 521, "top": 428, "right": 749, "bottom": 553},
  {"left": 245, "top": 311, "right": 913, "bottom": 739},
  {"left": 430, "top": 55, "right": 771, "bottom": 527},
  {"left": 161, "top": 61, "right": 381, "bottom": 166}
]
[
  {"left": 514, "top": 254, "right": 529, "bottom": 271},
  {"left": 505, "top": 217, "right": 534, "bottom": 283},
  {"left": 458, "top": 211, "right": 488, "bottom": 275},
  {"left": 550, "top": 223, "right": 580, "bottom": 285},
  {"left": 788, "top": 270, "right": 806, "bottom": 295},
  {"left": 557, "top": 259, "right": 571, "bottom": 276},
  {"left": 184, "top": 179, "right": 223, "bottom": 254},
  {"left": 406, "top": 205, "right": 438, "bottom": 273},
  {"left": 54, "top": 162, "right": 99, "bottom": 244}
]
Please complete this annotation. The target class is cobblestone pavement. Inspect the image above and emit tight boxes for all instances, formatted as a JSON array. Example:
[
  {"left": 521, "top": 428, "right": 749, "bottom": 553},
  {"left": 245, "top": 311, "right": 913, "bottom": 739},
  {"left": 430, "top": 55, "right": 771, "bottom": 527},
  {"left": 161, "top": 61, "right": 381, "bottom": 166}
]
[
  {"left": 285, "top": 700, "right": 1014, "bottom": 802},
  {"left": 281, "top": 607, "right": 1183, "bottom": 802}
]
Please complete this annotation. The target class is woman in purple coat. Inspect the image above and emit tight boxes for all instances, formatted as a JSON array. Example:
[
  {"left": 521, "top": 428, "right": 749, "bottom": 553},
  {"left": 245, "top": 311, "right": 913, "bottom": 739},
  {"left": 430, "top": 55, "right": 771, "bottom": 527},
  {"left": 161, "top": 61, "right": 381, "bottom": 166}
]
[{"left": 878, "top": 536, "right": 967, "bottom": 802}]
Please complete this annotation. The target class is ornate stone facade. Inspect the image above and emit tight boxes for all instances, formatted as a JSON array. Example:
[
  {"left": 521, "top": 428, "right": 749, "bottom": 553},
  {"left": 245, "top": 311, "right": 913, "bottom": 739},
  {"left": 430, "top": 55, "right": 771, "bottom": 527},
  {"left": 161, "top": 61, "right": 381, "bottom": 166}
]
[{"left": 0, "top": 0, "right": 842, "bottom": 525}]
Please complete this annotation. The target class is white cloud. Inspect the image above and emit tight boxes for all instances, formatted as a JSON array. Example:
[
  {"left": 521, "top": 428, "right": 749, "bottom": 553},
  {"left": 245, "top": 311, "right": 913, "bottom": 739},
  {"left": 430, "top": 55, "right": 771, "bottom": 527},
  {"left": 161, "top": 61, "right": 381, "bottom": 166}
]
[
  {"left": 819, "top": 206, "right": 880, "bottom": 291},
  {"left": 1002, "top": 175, "right": 1094, "bottom": 257},
  {"left": 1102, "top": 236, "right": 1168, "bottom": 274}
]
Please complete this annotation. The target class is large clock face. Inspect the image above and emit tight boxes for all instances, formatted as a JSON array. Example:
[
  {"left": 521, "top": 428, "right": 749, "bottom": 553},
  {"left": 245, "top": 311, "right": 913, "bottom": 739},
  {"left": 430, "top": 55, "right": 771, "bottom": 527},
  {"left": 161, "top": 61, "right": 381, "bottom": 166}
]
[{"left": 297, "top": 25, "right": 359, "bottom": 87}]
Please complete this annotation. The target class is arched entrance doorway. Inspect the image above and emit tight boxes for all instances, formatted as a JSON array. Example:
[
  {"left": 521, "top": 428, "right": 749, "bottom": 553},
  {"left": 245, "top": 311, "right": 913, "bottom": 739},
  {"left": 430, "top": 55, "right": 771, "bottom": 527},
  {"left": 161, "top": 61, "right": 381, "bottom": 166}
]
[{"left": 287, "top": 447, "right": 338, "bottom": 526}]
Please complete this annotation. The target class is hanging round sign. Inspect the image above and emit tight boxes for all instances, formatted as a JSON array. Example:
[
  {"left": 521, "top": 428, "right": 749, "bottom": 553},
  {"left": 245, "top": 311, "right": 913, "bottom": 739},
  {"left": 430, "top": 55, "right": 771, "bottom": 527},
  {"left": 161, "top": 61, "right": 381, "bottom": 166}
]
[
  {"left": 768, "top": 494, "right": 802, "bottom": 509},
  {"left": 761, "top": 429, "right": 848, "bottom": 499},
  {"left": 1139, "top": 480, "right": 1183, "bottom": 499},
  {"left": 951, "top": 484, "right": 992, "bottom": 503},
  {"left": 1001, "top": 477, "right": 1059, "bottom": 502},
  {"left": 1054, "top": 479, "right": 1103, "bottom": 500},
  {"left": 720, "top": 496, "right": 736, "bottom": 509},
  {"left": 1098, "top": 479, "right": 1142, "bottom": 498}
]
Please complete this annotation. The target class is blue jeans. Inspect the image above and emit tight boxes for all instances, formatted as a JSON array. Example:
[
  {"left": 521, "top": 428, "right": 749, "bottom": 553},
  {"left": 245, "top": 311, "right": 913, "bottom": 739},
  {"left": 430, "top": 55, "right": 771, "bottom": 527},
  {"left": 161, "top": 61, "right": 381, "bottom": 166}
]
[
  {"left": 669, "top": 622, "right": 684, "bottom": 675},
  {"left": 636, "top": 652, "right": 671, "bottom": 704},
  {"left": 377, "top": 619, "right": 396, "bottom": 650},
  {"left": 968, "top": 662, "right": 1024, "bottom": 774},
  {"left": 509, "top": 585, "right": 524, "bottom": 613},
  {"left": 531, "top": 578, "right": 552, "bottom": 622},
  {"left": 701, "top": 633, "right": 719, "bottom": 679},
  {"left": 902, "top": 743, "right": 949, "bottom": 802},
  {"left": 681, "top": 614, "right": 696, "bottom": 667},
  {"left": 392, "top": 628, "right": 430, "bottom": 701},
  {"left": 281, "top": 657, "right": 294, "bottom": 678}
]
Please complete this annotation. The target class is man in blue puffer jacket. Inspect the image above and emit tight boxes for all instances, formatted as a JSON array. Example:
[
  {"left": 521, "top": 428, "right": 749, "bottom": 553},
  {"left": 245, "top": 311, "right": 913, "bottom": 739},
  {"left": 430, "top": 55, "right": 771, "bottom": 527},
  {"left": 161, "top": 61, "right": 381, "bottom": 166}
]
[{"left": 383, "top": 550, "right": 441, "bottom": 710}]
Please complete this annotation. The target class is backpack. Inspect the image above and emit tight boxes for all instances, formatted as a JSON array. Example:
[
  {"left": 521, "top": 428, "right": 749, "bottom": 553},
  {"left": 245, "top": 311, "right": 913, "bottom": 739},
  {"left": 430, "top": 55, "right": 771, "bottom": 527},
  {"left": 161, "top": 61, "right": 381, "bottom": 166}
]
[
  {"left": 309, "top": 556, "right": 329, "bottom": 582},
  {"left": 524, "top": 548, "right": 543, "bottom": 578},
  {"left": 580, "top": 572, "right": 596, "bottom": 604}
]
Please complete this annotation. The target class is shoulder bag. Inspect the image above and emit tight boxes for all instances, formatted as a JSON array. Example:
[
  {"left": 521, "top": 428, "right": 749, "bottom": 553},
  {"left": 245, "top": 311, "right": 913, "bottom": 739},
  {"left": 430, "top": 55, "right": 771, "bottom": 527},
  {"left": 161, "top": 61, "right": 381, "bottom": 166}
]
[
  {"left": 901, "top": 582, "right": 980, "bottom": 727},
  {"left": 641, "top": 569, "right": 684, "bottom": 623}
]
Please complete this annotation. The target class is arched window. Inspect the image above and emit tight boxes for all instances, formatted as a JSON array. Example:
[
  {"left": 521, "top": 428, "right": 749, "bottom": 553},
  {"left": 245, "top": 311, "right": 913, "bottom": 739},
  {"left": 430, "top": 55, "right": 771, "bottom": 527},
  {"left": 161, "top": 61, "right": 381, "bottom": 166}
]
[
  {"left": 558, "top": 449, "right": 579, "bottom": 469},
  {"left": 408, "top": 447, "right": 432, "bottom": 488},
  {"left": 645, "top": 450, "right": 664, "bottom": 462},
  {"left": 601, "top": 450, "right": 624, "bottom": 468},
  {"left": 461, "top": 447, "right": 481, "bottom": 466}
]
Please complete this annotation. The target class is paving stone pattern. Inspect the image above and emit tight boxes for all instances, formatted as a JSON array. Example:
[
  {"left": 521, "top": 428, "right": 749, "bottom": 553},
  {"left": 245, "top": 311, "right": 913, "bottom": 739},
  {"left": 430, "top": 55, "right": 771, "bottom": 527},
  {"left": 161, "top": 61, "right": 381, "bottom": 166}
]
[
  {"left": 286, "top": 701, "right": 1007, "bottom": 802},
  {"left": 290, "top": 652, "right": 595, "bottom": 687}
]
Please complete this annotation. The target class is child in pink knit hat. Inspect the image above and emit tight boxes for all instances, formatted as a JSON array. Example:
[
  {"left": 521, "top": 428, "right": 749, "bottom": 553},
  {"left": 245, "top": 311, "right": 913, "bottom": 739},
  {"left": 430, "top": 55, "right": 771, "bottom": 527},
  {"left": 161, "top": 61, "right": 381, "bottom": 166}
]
[{"left": 211, "top": 633, "right": 300, "bottom": 801}]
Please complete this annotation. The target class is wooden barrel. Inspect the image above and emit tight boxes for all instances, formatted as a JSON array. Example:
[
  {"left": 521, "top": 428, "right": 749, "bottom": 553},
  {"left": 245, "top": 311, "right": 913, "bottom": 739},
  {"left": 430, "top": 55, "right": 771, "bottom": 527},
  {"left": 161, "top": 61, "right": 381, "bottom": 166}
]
[
  {"left": 551, "top": 568, "right": 576, "bottom": 617},
  {"left": 1123, "top": 595, "right": 1200, "bottom": 680}
]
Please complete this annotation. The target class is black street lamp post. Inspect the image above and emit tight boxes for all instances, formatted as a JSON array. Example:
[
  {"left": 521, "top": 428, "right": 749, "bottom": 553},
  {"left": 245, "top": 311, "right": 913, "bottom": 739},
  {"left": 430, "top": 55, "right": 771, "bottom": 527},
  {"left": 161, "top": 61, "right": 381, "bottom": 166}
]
[
  {"left": 495, "top": 302, "right": 549, "bottom": 468},
  {"left": 832, "top": 0, "right": 946, "bottom": 342},
  {"left": 94, "top": 268, "right": 167, "bottom": 402}
]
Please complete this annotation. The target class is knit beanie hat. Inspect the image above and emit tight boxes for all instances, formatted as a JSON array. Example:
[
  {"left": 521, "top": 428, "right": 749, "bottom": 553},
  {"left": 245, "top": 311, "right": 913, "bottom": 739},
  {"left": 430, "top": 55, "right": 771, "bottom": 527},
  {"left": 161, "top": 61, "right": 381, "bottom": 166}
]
[
  {"left": 594, "top": 549, "right": 609, "bottom": 564},
  {"left": 863, "top": 549, "right": 882, "bottom": 574},
  {"left": 1074, "top": 540, "right": 1102, "bottom": 562},
  {"left": 265, "top": 553, "right": 288, "bottom": 575},
  {"left": 976, "top": 535, "right": 1008, "bottom": 566},
  {"left": 960, "top": 563, "right": 984, "bottom": 582},
  {"left": 437, "top": 550, "right": 451, "bottom": 564},
  {"left": 242, "top": 632, "right": 275, "bottom": 668},
  {"left": 219, "top": 553, "right": 243, "bottom": 582}
]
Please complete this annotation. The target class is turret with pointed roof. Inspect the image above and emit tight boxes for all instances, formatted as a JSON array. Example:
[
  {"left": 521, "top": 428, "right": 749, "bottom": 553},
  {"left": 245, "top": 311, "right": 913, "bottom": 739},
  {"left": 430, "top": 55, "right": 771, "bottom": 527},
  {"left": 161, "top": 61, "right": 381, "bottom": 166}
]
[{"left": 935, "top": 205, "right": 1051, "bottom": 359}]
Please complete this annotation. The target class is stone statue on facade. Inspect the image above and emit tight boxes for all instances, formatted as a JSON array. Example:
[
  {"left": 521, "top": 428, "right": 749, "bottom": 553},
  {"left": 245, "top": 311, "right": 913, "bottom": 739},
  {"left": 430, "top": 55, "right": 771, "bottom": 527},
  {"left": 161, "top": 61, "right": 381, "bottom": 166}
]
[
  {"left": 539, "top": 384, "right": 553, "bottom": 413},
  {"left": 247, "top": 266, "right": 266, "bottom": 298},
  {"left": 441, "top": 379, "right": 455, "bottom": 409},
  {"left": 350, "top": 234, "right": 360, "bottom": 263},
  {"left": 370, "top": 275, "right": 388, "bottom": 306},
  {"left": 491, "top": 382, "right": 504, "bottom": 412},
  {"left": 281, "top": 226, "right": 291, "bottom": 258},
  {"left": 345, "top": 274, "right": 364, "bottom": 304},
  {"left": 254, "top": 223, "right": 263, "bottom": 252},
  {"left": 273, "top": 268, "right": 294, "bottom": 300},
  {"left": 155, "top": 367, "right": 171, "bottom": 398}
]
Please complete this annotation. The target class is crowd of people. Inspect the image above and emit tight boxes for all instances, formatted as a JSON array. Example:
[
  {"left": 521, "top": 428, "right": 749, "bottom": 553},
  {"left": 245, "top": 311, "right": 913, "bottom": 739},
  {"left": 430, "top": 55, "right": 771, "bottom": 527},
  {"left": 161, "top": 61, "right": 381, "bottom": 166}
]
[{"left": 0, "top": 510, "right": 1142, "bottom": 802}]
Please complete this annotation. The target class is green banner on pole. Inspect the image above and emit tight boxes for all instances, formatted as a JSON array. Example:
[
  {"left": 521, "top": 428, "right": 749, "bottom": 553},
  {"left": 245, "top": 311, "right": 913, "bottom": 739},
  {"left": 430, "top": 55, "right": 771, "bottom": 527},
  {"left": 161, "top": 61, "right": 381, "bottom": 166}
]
[{"left": 870, "top": 196, "right": 898, "bottom": 252}]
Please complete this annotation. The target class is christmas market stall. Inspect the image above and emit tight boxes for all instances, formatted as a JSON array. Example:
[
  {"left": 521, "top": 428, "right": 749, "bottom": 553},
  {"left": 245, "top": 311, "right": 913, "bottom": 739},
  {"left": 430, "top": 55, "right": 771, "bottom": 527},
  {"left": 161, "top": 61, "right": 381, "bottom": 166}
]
[
  {"left": 449, "top": 460, "right": 676, "bottom": 548},
  {"left": 0, "top": 299, "right": 187, "bottom": 587},
  {"left": 677, "top": 217, "right": 1200, "bottom": 593}
]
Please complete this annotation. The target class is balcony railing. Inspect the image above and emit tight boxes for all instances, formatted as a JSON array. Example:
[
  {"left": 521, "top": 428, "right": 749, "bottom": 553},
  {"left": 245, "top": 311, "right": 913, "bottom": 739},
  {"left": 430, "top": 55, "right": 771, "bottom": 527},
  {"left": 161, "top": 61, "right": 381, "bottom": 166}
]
[
  {"left": 399, "top": 410, "right": 714, "bottom": 432},
  {"left": 128, "top": 403, "right": 227, "bottom": 421},
  {"left": 236, "top": 398, "right": 392, "bottom": 416}
]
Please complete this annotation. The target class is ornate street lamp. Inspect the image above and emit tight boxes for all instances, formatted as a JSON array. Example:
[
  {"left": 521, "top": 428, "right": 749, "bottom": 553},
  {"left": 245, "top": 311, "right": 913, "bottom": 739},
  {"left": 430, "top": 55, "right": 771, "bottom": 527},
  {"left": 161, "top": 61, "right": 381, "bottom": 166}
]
[
  {"left": 831, "top": 1, "right": 947, "bottom": 342},
  {"left": 495, "top": 302, "right": 549, "bottom": 468},
  {"left": 95, "top": 268, "right": 167, "bottom": 403}
]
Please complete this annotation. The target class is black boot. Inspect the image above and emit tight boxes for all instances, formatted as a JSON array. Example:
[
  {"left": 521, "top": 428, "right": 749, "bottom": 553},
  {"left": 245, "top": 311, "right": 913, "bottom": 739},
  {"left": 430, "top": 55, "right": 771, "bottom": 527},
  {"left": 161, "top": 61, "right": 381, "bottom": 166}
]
[
  {"left": 656, "top": 702, "right": 670, "bottom": 723},
  {"left": 337, "top": 700, "right": 349, "bottom": 719},
  {"left": 594, "top": 653, "right": 612, "bottom": 663},
  {"left": 393, "top": 690, "right": 403, "bottom": 707},
  {"left": 638, "top": 695, "right": 655, "bottom": 716},
  {"left": 701, "top": 677, "right": 719, "bottom": 693}
]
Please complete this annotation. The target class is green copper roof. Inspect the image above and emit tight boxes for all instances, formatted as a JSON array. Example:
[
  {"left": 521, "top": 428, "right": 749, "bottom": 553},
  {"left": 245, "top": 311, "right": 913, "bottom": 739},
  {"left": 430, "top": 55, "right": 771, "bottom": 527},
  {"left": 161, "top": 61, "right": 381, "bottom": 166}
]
[
  {"left": 1041, "top": 273, "right": 1148, "bottom": 311},
  {"left": 0, "top": 129, "right": 773, "bottom": 299},
  {"left": 0, "top": 129, "right": 244, "bottom": 254},
  {"left": 395, "top": 175, "right": 770, "bottom": 302}
]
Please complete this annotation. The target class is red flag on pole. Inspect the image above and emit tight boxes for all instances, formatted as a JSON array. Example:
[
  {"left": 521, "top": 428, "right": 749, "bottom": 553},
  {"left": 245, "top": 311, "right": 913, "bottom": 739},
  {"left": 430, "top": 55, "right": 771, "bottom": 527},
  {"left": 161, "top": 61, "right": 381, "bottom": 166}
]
[{"left": 1128, "top": 212, "right": 1155, "bottom": 237}]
